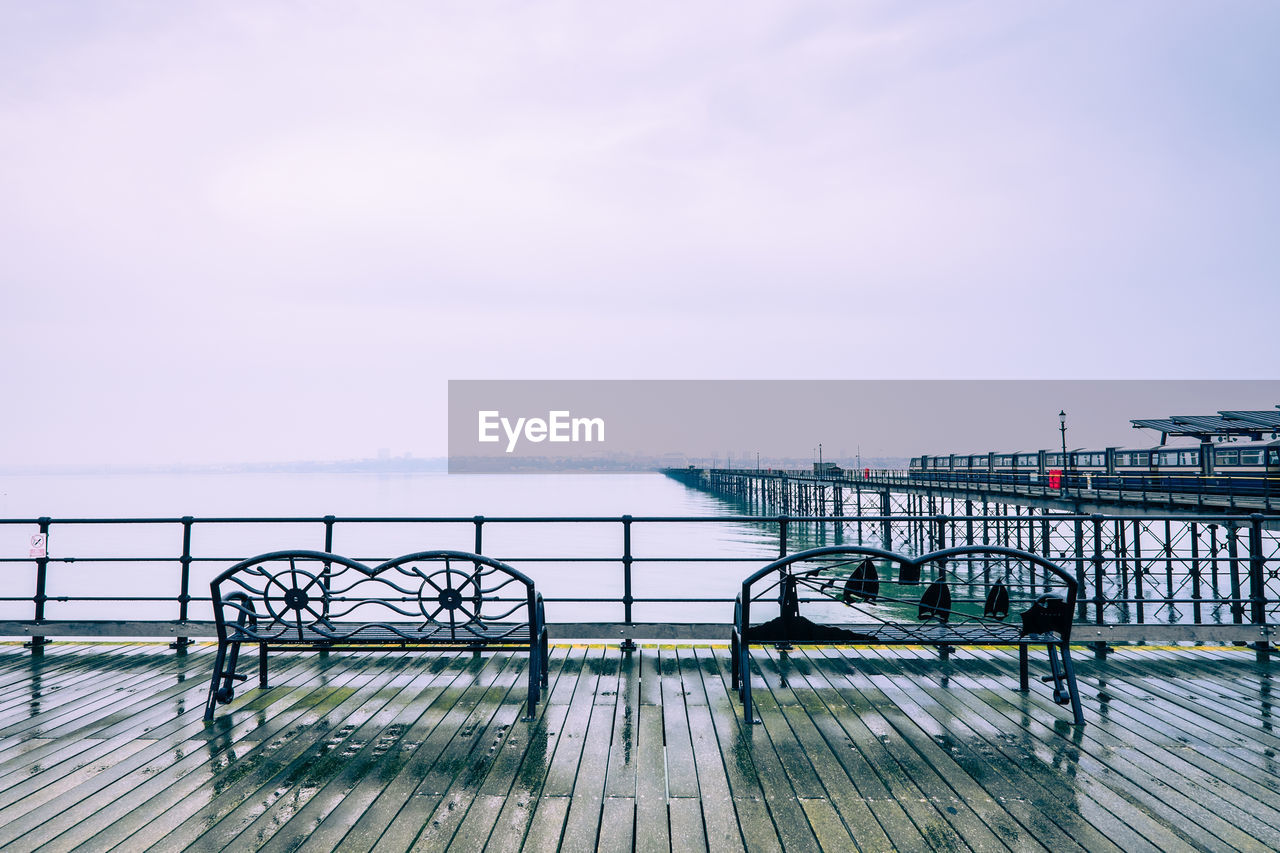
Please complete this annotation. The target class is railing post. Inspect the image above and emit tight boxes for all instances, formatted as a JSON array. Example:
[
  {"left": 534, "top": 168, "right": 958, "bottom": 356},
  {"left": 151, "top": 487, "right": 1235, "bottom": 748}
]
[
  {"left": 27, "top": 518, "right": 51, "bottom": 654},
  {"left": 620, "top": 515, "right": 635, "bottom": 651},
  {"left": 879, "top": 490, "right": 891, "bottom": 551},
  {"left": 778, "top": 516, "right": 789, "bottom": 558},
  {"left": 1249, "top": 514, "right": 1270, "bottom": 661},
  {"left": 1073, "top": 517, "right": 1087, "bottom": 621},
  {"left": 470, "top": 516, "right": 485, "bottom": 619},
  {"left": 320, "top": 515, "right": 336, "bottom": 625},
  {"left": 1091, "top": 514, "right": 1108, "bottom": 659},
  {"left": 1227, "top": 520, "right": 1243, "bottom": 625},
  {"left": 1190, "top": 522, "right": 1202, "bottom": 625},
  {"left": 1132, "top": 519, "right": 1145, "bottom": 625},
  {"left": 171, "top": 517, "right": 194, "bottom": 653}
]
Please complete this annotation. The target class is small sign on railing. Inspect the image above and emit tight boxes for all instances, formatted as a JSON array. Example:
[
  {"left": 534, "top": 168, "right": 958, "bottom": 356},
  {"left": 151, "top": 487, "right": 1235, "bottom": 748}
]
[{"left": 29, "top": 534, "right": 46, "bottom": 558}]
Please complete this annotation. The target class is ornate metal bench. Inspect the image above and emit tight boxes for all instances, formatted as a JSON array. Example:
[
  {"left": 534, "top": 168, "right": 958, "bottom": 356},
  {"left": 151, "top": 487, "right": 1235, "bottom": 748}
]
[
  {"left": 731, "top": 545, "right": 1084, "bottom": 725},
  {"left": 204, "top": 549, "right": 548, "bottom": 721}
]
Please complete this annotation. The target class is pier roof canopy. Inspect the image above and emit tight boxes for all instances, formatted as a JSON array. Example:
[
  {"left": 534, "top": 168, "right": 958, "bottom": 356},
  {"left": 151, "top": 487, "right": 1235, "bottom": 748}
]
[
  {"left": 1132, "top": 408, "right": 1280, "bottom": 440},
  {"left": 1219, "top": 410, "right": 1280, "bottom": 430}
]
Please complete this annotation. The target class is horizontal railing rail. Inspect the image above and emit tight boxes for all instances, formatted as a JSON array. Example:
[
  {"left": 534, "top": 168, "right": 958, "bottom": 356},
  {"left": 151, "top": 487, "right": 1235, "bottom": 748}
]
[
  {"left": 0, "top": 513, "right": 1276, "bottom": 651},
  {"left": 697, "top": 466, "right": 1278, "bottom": 511}
]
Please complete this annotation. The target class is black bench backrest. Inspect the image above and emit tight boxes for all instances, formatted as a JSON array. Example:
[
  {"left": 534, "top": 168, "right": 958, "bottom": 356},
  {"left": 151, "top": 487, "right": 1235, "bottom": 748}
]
[
  {"left": 739, "top": 545, "right": 1078, "bottom": 641},
  {"left": 210, "top": 549, "right": 538, "bottom": 643}
]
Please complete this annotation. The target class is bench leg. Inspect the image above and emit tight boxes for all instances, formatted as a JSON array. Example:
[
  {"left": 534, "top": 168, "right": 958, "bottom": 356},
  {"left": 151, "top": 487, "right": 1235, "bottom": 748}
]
[
  {"left": 1019, "top": 645, "right": 1029, "bottom": 691},
  {"left": 741, "top": 644, "right": 757, "bottom": 725},
  {"left": 204, "top": 639, "right": 245, "bottom": 721},
  {"left": 1045, "top": 644, "right": 1084, "bottom": 723},
  {"left": 204, "top": 641, "right": 228, "bottom": 721},
  {"left": 1059, "top": 643, "right": 1085, "bottom": 725},
  {"left": 259, "top": 643, "right": 268, "bottom": 688},
  {"left": 730, "top": 631, "right": 740, "bottom": 690},
  {"left": 541, "top": 629, "right": 549, "bottom": 688},
  {"left": 525, "top": 649, "right": 539, "bottom": 722}
]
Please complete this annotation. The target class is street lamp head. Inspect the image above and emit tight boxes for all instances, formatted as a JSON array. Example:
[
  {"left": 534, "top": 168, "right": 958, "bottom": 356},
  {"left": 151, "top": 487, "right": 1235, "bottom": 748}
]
[{"left": 1059, "top": 410, "right": 1066, "bottom": 426}]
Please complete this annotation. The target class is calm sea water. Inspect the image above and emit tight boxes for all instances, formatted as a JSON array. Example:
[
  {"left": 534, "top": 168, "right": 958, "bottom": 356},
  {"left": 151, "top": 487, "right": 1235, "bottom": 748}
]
[{"left": 0, "top": 471, "right": 815, "bottom": 624}]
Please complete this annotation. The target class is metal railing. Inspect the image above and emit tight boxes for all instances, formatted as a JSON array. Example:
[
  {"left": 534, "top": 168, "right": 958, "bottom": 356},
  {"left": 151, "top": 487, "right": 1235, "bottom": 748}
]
[
  {"left": 697, "top": 467, "right": 1278, "bottom": 511},
  {"left": 1, "top": 512, "right": 1276, "bottom": 650}
]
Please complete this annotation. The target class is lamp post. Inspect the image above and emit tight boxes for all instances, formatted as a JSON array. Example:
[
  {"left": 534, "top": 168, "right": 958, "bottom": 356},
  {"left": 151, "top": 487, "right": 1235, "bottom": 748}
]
[{"left": 1059, "top": 410, "right": 1068, "bottom": 488}]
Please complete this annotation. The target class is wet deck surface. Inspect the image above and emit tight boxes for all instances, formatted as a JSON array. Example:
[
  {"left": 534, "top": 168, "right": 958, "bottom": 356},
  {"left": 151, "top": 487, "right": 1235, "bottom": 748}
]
[{"left": 1, "top": 643, "right": 1278, "bottom": 852}]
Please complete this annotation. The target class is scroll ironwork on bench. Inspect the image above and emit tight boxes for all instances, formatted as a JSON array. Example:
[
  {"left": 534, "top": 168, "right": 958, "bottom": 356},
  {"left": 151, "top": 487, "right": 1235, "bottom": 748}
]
[
  {"left": 204, "top": 549, "right": 549, "bottom": 721},
  {"left": 731, "top": 545, "right": 1084, "bottom": 725}
]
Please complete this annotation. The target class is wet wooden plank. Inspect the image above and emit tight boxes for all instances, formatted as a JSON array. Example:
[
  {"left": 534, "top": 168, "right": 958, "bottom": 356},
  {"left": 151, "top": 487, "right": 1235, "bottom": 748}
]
[
  {"left": 676, "top": 649, "right": 744, "bottom": 853},
  {"left": 437, "top": 653, "right": 574, "bottom": 852},
  {"left": 668, "top": 797, "right": 708, "bottom": 853},
  {"left": 756, "top": 647, "right": 969, "bottom": 852},
  {"left": 596, "top": 796, "right": 636, "bottom": 853},
  {"left": 696, "top": 646, "right": 823, "bottom": 853},
  {"left": 519, "top": 795, "right": 570, "bottom": 852},
  {"left": 5, "top": 644, "right": 1280, "bottom": 853},
  {"left": 255, "top": 654, "right": 489, "bottom": 853},
  {"left": 856, "top": 647, "right": 1108, "bottom": 853},
  {"left": 634, "top": 703, "right": 671, "bottom": 853},
  {"left": 659, "top": 648, "right": 700, "bottom": 799},
  {"left": 1, "top": 649, "right": 396, "bottom": 852},
  {"left": 49, "top": 651, "right": 407, "bottom": 853},
  {"left": 977, "top": 646, "right": 1280, "bottom": 847},
  {"left": 166, "top": 652, "right": 435, "bottom": 852},
  {"left": 376, "top": 657, "right": 532, "bottom": 852},
  {"left": 603, "top": 650, "right": 640, "bottom": 798},
  {"left": 482, "top": 646, "right": 594, "bottom": 853},
  {"left": 918, "top": 647, "right": 1231, "bottom": 852},
  {"left": 860, "top": 646, "right": 1122, "bottom": 853},
  {"left": 893, "top": 646, "right": 1180, "bottom": 853},
  {"left": 541, "top": 647, "right": 607, "bottom": 796},
  {"left": 759, "top": 647, "right": 940, "bottom": 852},
  {"left": 558, "top": 702, "right": 618, "bottom": 849},
  {"left": 748, "top": 654, "right": 888, "bottom": 850},
  {"left": 689, "top": 647, "right": 782, "bottom": 853},
  {"left": 339, "top": 653, "right": 525, "bottom": 853}
]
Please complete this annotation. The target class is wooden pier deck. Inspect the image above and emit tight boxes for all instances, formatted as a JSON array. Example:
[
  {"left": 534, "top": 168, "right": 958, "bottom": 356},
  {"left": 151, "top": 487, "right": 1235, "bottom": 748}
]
[{"left": 1, "top": 643, "right": 1278, "bottom": 852}]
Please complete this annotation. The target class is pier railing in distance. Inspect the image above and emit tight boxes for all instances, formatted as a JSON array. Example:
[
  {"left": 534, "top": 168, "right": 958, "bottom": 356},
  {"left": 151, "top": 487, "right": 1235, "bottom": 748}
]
[
  {"left": 0, "top": 513, "right": 1276, "bottom": 653},
  {"left": 693, "top": 466, "right": 1277, "bottom": 512}
]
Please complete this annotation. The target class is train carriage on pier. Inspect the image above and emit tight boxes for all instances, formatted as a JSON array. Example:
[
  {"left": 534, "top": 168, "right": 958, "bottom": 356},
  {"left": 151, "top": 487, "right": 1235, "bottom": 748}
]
[{"left": 909, "top": 435, "right": 1280, "bottom": 496}]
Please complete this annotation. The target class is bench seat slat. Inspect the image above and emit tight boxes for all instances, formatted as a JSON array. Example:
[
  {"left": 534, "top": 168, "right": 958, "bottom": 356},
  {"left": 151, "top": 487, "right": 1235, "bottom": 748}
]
[{"left": 743, "top": 620, "right": 1060, "bottom": 645}]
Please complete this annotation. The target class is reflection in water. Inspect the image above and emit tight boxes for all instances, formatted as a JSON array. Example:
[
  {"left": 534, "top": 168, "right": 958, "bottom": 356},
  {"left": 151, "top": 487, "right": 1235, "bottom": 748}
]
[
  {"left": 619, "top": 661, "right": 636, "bottom": 766},
  {"left": 775, "top": 649, "right": 791, "bottom": 689},
  {"left": 1262, "top": 669, "right": 1273, "bottom": 734},
  {"left": 1049, "top": 720, "right": 1084, "bottom": 778},
  {"left": 28, "top": 662, "right": 45, "bottom": 719},
  {"left": 1094, "top": 676, "right": 1111, "bottom": 723},
  {"left": 516, "top": 716, "right": 551, "bottom": 792},
  {"left": 202, "top": 715, "right": 239, "bottom": 792}
]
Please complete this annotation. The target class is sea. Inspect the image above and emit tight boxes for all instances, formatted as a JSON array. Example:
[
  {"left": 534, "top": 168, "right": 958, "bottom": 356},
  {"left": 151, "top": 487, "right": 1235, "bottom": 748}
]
[{"left": 0, "top": 471, "right": 805, "bottom": 625}]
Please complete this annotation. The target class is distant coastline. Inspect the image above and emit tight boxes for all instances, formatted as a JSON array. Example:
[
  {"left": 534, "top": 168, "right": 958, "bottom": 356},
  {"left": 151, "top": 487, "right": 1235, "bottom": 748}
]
[
  {"left": 0, "top": 457, "right": 450, "bottom": 476},
  {"left": 0, "top": 454, "right": 911, "bottom": 476}
]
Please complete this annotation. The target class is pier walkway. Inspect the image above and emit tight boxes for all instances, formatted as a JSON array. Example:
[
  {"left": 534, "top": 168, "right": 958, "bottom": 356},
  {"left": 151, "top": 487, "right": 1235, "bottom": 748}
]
[
  {"left": 2, "top": 642, "right": 1279, "bottom": 851},
  {"left": 667, "top": 468, "right": 1280, "bottom": 517}
]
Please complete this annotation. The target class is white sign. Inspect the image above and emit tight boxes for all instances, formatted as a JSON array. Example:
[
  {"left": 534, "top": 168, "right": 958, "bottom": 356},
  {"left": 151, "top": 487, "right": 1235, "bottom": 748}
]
[{"left": 29, "top": 534, "right": 46, "bottom": 558}]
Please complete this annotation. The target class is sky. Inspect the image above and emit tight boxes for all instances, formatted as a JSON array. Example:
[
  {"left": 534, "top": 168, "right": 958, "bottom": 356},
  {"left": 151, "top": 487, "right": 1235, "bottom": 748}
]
[{"left": 2, "top": 2, "right": 1278, "bottom": 466}]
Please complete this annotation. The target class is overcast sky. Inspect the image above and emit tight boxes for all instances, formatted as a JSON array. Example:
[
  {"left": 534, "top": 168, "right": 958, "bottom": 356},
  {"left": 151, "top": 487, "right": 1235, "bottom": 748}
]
[{"left": 3, "top": 2, "right": 1277, "bottom": 465}]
